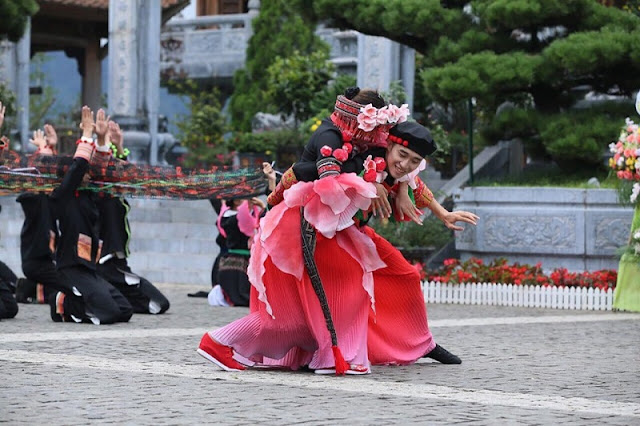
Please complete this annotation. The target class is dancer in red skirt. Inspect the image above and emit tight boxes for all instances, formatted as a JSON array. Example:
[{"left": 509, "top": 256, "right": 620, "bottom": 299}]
[{"left": 198, "top": 97, "right": 477, "bottom": 374}]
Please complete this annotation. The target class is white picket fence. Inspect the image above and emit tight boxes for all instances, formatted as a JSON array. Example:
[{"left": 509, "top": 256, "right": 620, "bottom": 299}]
[{"left": 421, "top": 281, "right": 614, "bottom": 311}]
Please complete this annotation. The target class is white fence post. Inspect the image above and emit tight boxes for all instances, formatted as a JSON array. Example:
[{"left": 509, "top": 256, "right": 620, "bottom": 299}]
[{"left": 424, "top": 281, "right": 616, "bottom": 311}]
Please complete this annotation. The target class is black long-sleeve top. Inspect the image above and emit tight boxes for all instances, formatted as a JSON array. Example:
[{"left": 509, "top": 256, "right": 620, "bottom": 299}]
[
  {"left": 293, "top": 118, "right": 384, "bottom": 181},
  {"left": 97, "top": 196, "right": 131, "bottom": 257},
  {"left": 49, "top": 158, "right": 101, "bottom": 270},
  {"left": 16, "top": 193, "right": 58, "bottom": 262},
  {"left": 220, "top": 212, "right": 250, "bottom": 252}
]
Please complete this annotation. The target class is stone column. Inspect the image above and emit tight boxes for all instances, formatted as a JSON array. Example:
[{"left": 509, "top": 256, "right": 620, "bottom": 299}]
[
  {"left": 142, "top": 0, "right": 161, "bottom": 166},
  {"left": 400, "top": 44, "right": 415, "bottom": 111},
  {"left": 357, "top": 34, "right": 415, "bottom": 110},
  {"left": 108, "top": 0, "right": 162, "bottom": 164},
  {"left": 247, "top": 0, "right": 261, "bottom": 16},
  {"left": 0, "top": 40, "right": 17, "bottom": 93},
  {"left": 109, "top": 0, "right": 139, "bottom": 121},
  {"left": 82, "top": 35, "right": 102, "bottom": 111},
  {"left": 16, "top": 19, "right": 31, "bottom": 152},
  {"left": 0, "top": 39, "right": 18, "bottom": 143}
]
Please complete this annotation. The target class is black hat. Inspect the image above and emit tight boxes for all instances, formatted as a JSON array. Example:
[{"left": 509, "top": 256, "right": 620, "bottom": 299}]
[{"left": 388, "top": 121, "right": 437, "bottom": 157}]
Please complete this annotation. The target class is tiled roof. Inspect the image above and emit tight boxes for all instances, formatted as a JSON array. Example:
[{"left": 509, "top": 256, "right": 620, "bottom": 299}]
[{"left": 38, "top": 0, "right": 187, "bottom": 10}]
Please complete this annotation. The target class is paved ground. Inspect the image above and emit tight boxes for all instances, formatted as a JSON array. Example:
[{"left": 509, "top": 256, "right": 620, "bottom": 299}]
[{"left": 1, "top": 283, "right": 639, "bottom": 425}]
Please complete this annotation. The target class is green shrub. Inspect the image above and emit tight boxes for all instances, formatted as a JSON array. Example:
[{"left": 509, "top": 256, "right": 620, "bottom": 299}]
[
  {"left": 539, "top": 102, "right": 631, "bottom": 169},
  {"left": 231, "top": 128, "right": 307, "bottom": 155},
  {"left": 170, "top": 80, "right": 228, "bottom": 167},
  {"left": 369, "top": 216, "right": 453, "bottom": 250}
]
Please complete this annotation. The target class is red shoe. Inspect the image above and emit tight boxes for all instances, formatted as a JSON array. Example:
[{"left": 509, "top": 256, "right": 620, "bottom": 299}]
[{"left": 197, "top": 332, "right": 246, "bottom": 372}]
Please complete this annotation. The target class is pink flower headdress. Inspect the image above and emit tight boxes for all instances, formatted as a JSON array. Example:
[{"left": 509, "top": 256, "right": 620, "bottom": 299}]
[{"left": 330, "top": 95, "right": 410, "bottom": 152}]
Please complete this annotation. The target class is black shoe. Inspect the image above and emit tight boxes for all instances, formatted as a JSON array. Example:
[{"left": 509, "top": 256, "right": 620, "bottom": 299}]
[
  {"left": 49, "top": 292, "right": 63, "bottom": 322},
  {"left": 15, "top": 278, "right": 37, "bottom": 304},
  {"left": 187, "top": 290, "right": 209, "bottom": 298},
  {"left": 424, "top": 344, "right": 462, "bottom": 364}
]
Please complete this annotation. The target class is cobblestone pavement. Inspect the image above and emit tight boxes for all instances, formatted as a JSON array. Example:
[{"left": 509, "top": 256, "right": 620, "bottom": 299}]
[{"left": 1, "top": 283, "right": 639, "bottom": 425}]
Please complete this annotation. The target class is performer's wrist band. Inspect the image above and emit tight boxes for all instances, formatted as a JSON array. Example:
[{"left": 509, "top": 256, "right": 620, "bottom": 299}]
[
  {"left": 317, "top": 157, "right": 341, "bottom": 179},
  {"left": 80, "top": 136, "right": 94, "bottom": 143},
  {"left": 95, "top": 143, "right": 111, "bottom": 153}
]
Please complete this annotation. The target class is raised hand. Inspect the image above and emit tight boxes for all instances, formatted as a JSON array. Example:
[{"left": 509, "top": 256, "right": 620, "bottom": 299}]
[
  {"left": 250, "top": 197, "right": 266, "bottom": 210},
  {"left": 262, "top": 162, "right": 276, "bottom": 181},
  {"left": 0, "top": 101, "right": 5, "bottom": 129},
  {"left": 108, "top": 121, "right": 123, "bottom": 150},
  {"left": 44, "top": 124, "right": 58, "bottom": 147},
  {"left": 29, "top": 129, "right": 47, "bottom": 150},
  {"left": 94, "top": 109, "right": 110, "bottom": 145},
  {"left": 79, "top": 106, "right": 95, "bottom": 139}
]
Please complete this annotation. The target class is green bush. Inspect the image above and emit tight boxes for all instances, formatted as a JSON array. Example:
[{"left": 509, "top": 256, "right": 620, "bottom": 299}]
[
  {"left": 369, "top": 216, "right": 453, "bottom": 250},
  {"left": 231, "top": 128, "right": 307, "bottom": 155},
  {"left": 170, "top": 80, "right": 228, "bottom": 167},
  {"left": 266, "top": 50, "right": 335, "bottom": 125},
  {"left": 539, "top": 102, "right": 632, "bottom": 169}
]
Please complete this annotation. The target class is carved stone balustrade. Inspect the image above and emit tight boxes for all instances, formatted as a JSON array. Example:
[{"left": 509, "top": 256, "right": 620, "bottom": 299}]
[
  {"left": 454, "top": 187, "right": 633, "bottom": 272},
  {"left": 160, "top": 17, "right": 361, "bottom": 84},
  {"left": 161, "top": 14, "right": 253, "bottom": 83}
]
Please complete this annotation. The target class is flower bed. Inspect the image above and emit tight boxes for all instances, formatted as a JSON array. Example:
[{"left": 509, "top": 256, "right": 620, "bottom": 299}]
[{"left": 423, "top": 258, "right": 617, "bottom": 291}]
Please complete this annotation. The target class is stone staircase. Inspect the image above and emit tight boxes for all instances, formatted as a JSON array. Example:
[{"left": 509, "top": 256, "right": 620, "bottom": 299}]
[{"left": 0, "top": 196, "right": 220, "bottom": 286}]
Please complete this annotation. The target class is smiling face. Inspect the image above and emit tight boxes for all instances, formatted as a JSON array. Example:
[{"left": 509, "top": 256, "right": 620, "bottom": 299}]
[{"left": 385, "top": 143, "right": 424, "bottom": 179}]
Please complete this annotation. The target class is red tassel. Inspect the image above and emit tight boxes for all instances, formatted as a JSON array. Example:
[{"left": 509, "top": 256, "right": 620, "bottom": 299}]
[{"left": 332, "top": 345, "right": 350, "bottom": 376}]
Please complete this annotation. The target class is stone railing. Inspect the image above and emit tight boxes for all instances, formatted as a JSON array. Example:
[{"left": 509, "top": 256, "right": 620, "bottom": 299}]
[
  {"left": 160, "top": 17, "right": 360, "bottom": 82},
  {"left": 161, "top": 14, "right": 254, "bottom": 81},
  {"left": 454, "top": 187, "right": 633, "bottom": 272}
]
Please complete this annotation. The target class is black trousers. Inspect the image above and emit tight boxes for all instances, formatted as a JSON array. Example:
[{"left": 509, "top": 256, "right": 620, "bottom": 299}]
[
  {"left": 56, "top": 265, "right": 133, "bottom": 324},
  {"left": 97, "top": 258, "right": 170, "bottom": 314},
  {"left": 21, "top": 257, "right": 63, "bottom": 302},
  {"left": 0, "top": 280, "right": 18, "bottom": 319},
  {"left": 0, "top": 260, "right": 18, "bottom": 291}
]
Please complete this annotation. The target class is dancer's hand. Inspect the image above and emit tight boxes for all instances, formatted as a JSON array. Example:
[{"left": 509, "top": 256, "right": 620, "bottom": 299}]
[
  {"left": 441, "top": 210, "right": 479, "bottom": 232},
  {"left": 262, "top": 162, "right": 276, "bottom": 181},
  {"left": 262, "top": 162, "right": 276, "bottom": 191},
  {"left": 395, "top": 186, "right": 423, "bottom": 225},
  {"left": 94, "top": 109, "right": 110, "bottom": 145},
  {"left": 250, "top": 197, "right": 266, "bottom": 210},
  {"left": 109, "top": 121, "right": 123, "bottom": 152},
  {"left": 44, "top": 124, "right": 57, "bottom": 148},
  {"left": 29, "top": 129, "right": 47, "bottom": 150},
  {"left": 370, "top": 183, "right": 392, "bottom": 218},
  {"left": 79, "top": 106, "right": 95, "bottom": 139}
]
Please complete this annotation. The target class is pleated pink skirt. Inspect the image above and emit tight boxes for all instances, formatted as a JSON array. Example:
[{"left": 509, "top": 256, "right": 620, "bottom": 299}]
[
  {"left": 212, "top": 233, "right": 371, "bottom": 370},
  {"left": 364, "top": 226, "right": 436, "bottom": 365}
]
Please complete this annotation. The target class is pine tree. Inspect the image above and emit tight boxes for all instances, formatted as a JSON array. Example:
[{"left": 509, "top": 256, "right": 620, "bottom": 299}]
[
  {"left": 229, "top": 0, "right": 328, "bottom": 131},
  {"left": 295, "top": 0, "right": 640, "bottom": 167}
]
